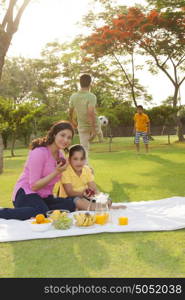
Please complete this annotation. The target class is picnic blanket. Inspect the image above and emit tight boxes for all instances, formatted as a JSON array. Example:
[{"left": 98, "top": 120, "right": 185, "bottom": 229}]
[{"left": 0, "top": 197, "right": 185, "bottom": 242}]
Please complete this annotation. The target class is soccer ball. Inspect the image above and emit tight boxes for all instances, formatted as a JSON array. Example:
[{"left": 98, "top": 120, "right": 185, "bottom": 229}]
[{"left": 99, "top": 116, "right": 108, "bottom": 127}]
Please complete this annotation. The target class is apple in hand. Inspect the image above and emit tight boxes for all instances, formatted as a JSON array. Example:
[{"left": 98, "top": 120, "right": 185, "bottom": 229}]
[
  {"left": 85, "top": 188, "right": 95, "bottom": 197},
  {"left": 57, "top": 157, "right": 66, "bottom": 166}
]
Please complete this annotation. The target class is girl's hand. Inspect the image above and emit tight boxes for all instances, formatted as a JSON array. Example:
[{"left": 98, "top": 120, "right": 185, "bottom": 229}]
[
  {"left": 83, "top": 188, "right": 95, "bottom": 198},
  {"left": 55, "top": 158, "right": 68, "bottom": 174},
  {"left": 83, "top": 189, "right": 89, "bottom": 198}
]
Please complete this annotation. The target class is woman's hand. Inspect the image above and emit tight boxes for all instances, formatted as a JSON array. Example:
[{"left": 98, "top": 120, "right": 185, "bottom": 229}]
[
  {"left": 31, "top": 157, "right": 68, "bottom": 192},
  {"left": 55, "top": 158, "right": 68, "bottom": 174}
]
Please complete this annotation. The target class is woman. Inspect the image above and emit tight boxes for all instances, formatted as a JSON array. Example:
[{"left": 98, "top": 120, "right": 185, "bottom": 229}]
[{"left": 0, "top": 121, "right": 86, "bottom": 220}]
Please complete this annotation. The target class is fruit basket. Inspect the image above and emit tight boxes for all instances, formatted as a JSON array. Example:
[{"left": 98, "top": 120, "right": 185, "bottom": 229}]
[
  {"left": 46, "top": 209, "right": 72, "bottom": 230},
  {"left": 28, "top": 214, "right": 53, "bottom": 232},
  {"left": 46, "top": 209, "right": 69, "bottom": 221},
  {"left": 73, "top": 211, "right": 96, "bottom": 228}
]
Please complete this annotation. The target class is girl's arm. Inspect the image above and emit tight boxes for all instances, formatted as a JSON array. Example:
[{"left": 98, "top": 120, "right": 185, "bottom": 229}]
[{"left": 63, "top": 183, "right": 85, "bottom": 197}]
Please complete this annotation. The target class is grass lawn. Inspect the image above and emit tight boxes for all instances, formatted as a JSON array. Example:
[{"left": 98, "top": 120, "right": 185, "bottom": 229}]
[{"left": 0, "top": 136, "right": 185, "bottom": 278}]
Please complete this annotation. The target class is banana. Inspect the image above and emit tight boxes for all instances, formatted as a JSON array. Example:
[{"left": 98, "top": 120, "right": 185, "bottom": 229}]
[
  {"left": 74, "top": 213, "right": 96, "bottom": 226},
  {"left": 83, "top": 217, "right": 89, "bottom": 226},
  {"left": 76, "top": 214, "right": 85, "bottom": 226},
  {"left": 87, "top": 217, "right": 92, "bottom": 226},
  {"left": 89, "top": 216, "right": 94, "bottom": 225}
]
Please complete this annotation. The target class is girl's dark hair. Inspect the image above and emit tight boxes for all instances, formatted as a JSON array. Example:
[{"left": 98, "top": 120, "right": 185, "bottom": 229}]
[
  {"left": 30, "top": 121, "right": 74, "bottom": 150},
  {"left": 69, "top": 144, "right": 86, "bottom": 159}
]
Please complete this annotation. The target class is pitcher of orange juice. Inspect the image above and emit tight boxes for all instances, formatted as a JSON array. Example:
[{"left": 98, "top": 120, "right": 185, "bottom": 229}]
[{"left": 95, "top": 193, "right": 110, "bottom": 225}]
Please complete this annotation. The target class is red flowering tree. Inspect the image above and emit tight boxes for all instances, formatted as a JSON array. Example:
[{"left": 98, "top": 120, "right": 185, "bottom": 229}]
[
  {"left": 82, "top": 22, "right": 143, "bottom": 108},
  {"left": 82, "top": 7, "right": 185, "bottom": 140}
]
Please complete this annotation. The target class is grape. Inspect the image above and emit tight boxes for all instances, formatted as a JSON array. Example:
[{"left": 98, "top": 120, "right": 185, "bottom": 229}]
[{"left": 53, "top": 215, "right": 72, "bottom": 230}]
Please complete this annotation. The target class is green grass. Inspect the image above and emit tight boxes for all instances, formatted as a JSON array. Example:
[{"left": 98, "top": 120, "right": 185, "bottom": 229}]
[{"left": 0, "top": 136, "right": 185, "bottom": 278}]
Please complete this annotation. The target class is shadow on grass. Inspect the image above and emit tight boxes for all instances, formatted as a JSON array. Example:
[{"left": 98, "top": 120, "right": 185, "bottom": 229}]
[
  {"left": 93, "top": 151, "right": 185, "bottom": 200},
  {"left": 143, "top": 154, "right": 177, "bottom": 165},
  {"left": 4, "top": 155, "right": 26, "bottom": 159},
  {"left": 10, "top": 235, "right": 110, "bottom": 278},
  {"left": 97, "top": 181, "right": 137, "bottom": 203},
  {"left": 142, "top": 154, "right": 185, "bottom": 196},
  {"left": 135, "top": 240, "right": 185, "bottom": 276},
  {"left": 110, "top": 181, "right": 137, "bottom": 202}
]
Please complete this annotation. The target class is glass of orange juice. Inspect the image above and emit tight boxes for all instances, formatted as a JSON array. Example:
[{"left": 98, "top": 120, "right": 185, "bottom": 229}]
[
  {"left": 118, "top": 216, "right": 128, "bottom": 225},
  {"left": 95, "top": 193, "right": 110, "bottom": 225}
]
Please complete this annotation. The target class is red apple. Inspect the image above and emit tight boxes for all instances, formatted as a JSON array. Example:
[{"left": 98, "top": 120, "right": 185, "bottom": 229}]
[
  {"left": 57, "top": 157, "right": 66, "bottom": 166},
  {"left": 85, "top": 188, "right": 95, "bottom": 197}
]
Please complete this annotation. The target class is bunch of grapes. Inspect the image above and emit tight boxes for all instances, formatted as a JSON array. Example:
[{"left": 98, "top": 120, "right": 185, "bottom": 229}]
[{"left": 53, "top": 215, "right": 72, "bottom": 230}]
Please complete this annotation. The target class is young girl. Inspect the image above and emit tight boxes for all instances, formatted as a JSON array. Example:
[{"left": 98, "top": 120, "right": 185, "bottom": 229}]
[
  {"left": 59, "top": 144, "right": 126, "bottom": 210},
  {"left": 0, "top": 121, "right": 87, "bottom": 220}
]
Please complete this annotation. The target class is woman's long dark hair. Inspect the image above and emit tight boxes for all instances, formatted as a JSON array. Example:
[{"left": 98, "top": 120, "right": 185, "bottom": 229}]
[{"left": 30, "top": 121, "right": 74, "bottom": 150}]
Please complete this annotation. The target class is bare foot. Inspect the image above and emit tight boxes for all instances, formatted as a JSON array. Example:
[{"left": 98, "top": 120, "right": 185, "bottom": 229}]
[{"left": 111, "top": 205, "right": 127, "bottom": 209}]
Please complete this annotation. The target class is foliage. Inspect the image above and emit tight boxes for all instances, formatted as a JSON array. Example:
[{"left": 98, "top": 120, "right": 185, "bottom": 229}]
[
  {"left": 147, "top": 0, "right": 185, "bottom": 9},
  {"left": 82, "top": 6, "right": 185, "bottom": 107}
]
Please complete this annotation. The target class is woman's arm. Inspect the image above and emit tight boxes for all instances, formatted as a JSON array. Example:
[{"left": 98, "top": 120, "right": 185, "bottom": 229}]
[
  {"left": 63, "top": 183, "right": 85, "bottom": 197},
  {"left": 29, "top": 149, "right": 68, "bottom": 191},
  {"left": 32, "top": 169, "right": 60, "bottom": 191}
]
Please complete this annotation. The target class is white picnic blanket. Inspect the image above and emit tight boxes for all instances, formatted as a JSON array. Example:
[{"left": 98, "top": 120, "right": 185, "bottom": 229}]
[{"left": 0, "top": 197, "right": 185, "bottom": 242}]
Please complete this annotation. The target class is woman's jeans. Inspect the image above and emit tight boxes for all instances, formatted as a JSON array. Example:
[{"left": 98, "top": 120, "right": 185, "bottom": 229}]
[{"left": 0, "top": 188, "right": 76, "bottom": 220}]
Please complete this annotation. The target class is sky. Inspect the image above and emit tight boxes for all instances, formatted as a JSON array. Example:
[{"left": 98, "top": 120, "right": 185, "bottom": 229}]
[{"left": 5, "top": 0, "right": 185, "bottom": 105}]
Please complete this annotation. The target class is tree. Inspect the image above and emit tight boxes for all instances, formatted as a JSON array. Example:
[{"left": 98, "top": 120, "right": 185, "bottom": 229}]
[
  {"left": 147, "top": 0, "right": 185, "bottom": 9},
  {"left": 37, "top": 39, "right": 140, "bottom": 110},
  {"left": 81, "top": 2, "right": 152, "bottom": 108},
  {"left": 0, "top": 96, "right": 47, "bottom": 156},
  {"left": 0, "top": 0, "right": 31, "bottom": 79},
  {"left": 0, "top": 0, "right": 31, "bottom": 173},
  {"left": 82, "top": 7, "right": 185, "bottom": 140},
  {"left": 0, "top": 57, "right": 38, "bottom": 105}
]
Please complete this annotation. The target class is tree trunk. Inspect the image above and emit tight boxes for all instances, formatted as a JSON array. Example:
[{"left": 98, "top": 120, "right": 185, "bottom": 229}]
[
  {"left": 0, "top": 0, "right": 31, "bottom": 173},
  {"left": 2, "top": 132, "right": 8, "bottom": 149},
  {"left": 0, "top": 54, "right": 5, "bottom": 81},
  {"left": 0, "top": 134, "right": 4, "bottom": 174},
  {"left": 24, "top": 134, "right": 30, "bottom": 147},
  {"left": 0, "top": 32, "right": 12, "bottom": 80},
  {"left": 176, "top": 116, "right": 185, "bottom": 142},
  {"left": 11, "top": 132, "right": 16, "bottom": 157},
  {"left": 173, "top": 85, "right": 179, "bottom": 108},
  {"left": 168, "top": 134, "right": 171, "bottom": 145},
  {"left": 131, "top": 84, "right": 137, "bottom": 108},
  {"left": 161, "top": 125, "right": 165, "bottom": 135},
  {"left": 173, "top": 86, "right": 185, "bottom": 142}
]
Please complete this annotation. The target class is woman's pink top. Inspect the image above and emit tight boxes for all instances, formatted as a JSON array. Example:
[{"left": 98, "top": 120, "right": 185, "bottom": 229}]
[{"left": 12, "top": 147, "right": 64, "bottom": 201}]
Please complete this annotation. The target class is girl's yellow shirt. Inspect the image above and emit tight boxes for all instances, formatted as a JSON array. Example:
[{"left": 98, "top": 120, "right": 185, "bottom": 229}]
[{"left": 59, "top": 164, "right": 94, "bottom": 198}]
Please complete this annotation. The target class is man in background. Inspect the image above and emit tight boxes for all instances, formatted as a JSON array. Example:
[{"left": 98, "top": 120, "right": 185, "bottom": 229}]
[{"left": 69, "top": 74, "right": 100, "bottom": 161}]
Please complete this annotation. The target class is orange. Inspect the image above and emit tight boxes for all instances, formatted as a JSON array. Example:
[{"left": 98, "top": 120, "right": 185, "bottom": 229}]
[
  {"left": 118, "top": 217, "right": 128, "bottom": 225},
  {"left": 43, "top": 219, "right": 51, "bottom": 223},
  {"left": 35, "top": 214, "right": 45, "bottom": 224}
]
